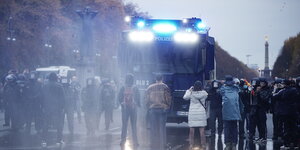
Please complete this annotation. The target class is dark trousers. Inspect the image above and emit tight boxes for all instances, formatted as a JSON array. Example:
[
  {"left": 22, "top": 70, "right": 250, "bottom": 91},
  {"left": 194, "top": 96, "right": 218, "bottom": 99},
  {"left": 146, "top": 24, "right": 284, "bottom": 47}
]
[
  {"left": 224, "top": 120, "right": 238, "bottom": 144},
  {"left": 100, "top": 106, "right": 113, "bottom": 130},
  {"left": 239, "top": 112, "right": 246, "bottom": 136},
  {"left": 278, "top": 114, "right": 297, "bottom": 145},
  {"left": 272, "top": 113, "right": 279, "bottom": 138},
  {"left": 42, "top": 112, "right": 65, "bottom": 142},
  {"left": 84, "top": 111, "right": 97, "bottom": 135},
  {"left": 149, "top": 108, "right": 167, "bottom": 150},
  {"left": 4, "top": 103, "right": 11, "bottom": 125},
  {"left": 249, "top": 107, "right": 267, "bottom": 139},
  {"left": 65, "top": 109, "right": 74, "bottom": 134},
  {"left": 121, "top": 106, "right": 138, "bottom": 145},
  {"left": 210, "top": 108, "right": 223, "bottom": 135}
]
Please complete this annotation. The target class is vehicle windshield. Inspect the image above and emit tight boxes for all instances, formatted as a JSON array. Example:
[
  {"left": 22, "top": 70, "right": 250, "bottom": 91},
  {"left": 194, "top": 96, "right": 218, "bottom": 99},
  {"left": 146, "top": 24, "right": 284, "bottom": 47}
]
[{"left": 119, "top": 42, "right": 203, "bottom": 74}]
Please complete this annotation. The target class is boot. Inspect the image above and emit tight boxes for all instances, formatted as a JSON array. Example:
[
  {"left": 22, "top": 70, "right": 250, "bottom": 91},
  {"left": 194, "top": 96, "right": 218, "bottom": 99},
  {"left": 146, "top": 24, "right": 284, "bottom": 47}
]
[{"left": 225, "top": 143, "right": 232, "bottom": 150}]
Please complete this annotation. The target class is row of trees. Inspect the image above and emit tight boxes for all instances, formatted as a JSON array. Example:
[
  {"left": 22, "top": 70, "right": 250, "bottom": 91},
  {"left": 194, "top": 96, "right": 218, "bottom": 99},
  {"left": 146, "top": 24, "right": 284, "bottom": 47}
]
[
  {"left": 0, "top": 0, "right": 258, "bottom": 80},
  {"left": 272, "top": 33, "right": 300, "bottom": 78}
]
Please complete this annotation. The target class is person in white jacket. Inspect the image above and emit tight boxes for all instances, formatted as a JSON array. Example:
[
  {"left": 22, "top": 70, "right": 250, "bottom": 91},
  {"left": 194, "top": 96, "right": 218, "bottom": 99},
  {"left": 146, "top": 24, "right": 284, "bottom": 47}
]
[{"left": 183, "top": 81, "right": 208, "bottom": 149}]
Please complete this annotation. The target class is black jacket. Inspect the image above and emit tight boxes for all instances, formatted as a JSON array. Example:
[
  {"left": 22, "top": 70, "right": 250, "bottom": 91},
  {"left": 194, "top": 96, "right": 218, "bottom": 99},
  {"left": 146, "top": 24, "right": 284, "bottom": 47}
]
[
  {"left": 273, "top": 87, "right": 298, "bottom": 115},
  {"left": 256, "top": 86, "right": 271, "bottom": 111},
  {"left": 207, "top": 88, "right": 222, "bottom": 110}
]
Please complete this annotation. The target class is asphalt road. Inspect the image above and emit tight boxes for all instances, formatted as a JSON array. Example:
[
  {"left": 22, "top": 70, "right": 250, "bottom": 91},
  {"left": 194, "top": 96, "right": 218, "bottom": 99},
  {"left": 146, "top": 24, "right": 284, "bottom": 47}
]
[{"left": 0, "top": 108, "right": 280, "bottom": 150}]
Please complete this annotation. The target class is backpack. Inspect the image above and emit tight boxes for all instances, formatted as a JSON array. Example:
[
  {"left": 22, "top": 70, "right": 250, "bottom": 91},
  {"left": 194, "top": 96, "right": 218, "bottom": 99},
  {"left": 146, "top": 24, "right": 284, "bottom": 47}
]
[{"left": 123, "top": 87, "right": 135, "bottom": 107}]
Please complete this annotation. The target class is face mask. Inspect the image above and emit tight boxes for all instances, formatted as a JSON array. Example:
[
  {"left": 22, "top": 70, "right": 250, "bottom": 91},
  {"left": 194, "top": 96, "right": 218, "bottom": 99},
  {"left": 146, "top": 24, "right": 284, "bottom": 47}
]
[
  {"left": 252, "top": 81, "right": 256, "bottom": 86},
  {"left": 243, "top": 85, "right": 248, "bottom": 89},
  {"left": 213, "top": 82, "right": 218, "bottom": 88}
]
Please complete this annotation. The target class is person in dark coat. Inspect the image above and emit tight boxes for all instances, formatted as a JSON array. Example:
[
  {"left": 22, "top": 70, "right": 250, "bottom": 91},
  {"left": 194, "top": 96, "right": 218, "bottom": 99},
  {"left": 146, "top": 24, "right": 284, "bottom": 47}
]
[
  {"left": 238, "top": 79, "right": 251, "bottom": 139},
  {"left": 252, "top": 78, "right": 271, "bottom": 143},
  {"left": 119, "top": 74, "right": 140, "bottom": 147},
  {"left": 41, "top": 73, "right": 66, "bottom": 146},
  {"left": 100, "top": 79, "right": 115, "bottom": 130},
  {"left": 24, "top": 72, "right": 43, "bottom": 134},
  {"left": 3, "top": 74, "right": 20, "bottom": 130},
  {"left": 273, "top": 79, "right": 298, "bottom": 148},
  {"left": 270, "top": 78, "right": 284, "bottom": 140},
  {"left": 62, "top": 78, "right": 75, "bottom": 137},
  {"left": 81, "top": 77, "right": 100, "bottom": 136},
  {"left": 295, "top": 77, "right": 300, "bottom": 147},
  {"left": 207, "top": 80, "right": 223, "bottom": 138}
]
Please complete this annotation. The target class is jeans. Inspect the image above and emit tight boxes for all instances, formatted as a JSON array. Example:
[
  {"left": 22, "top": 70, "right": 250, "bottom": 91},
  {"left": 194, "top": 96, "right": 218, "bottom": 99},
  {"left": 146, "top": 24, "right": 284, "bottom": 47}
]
[
  {"left": 224, "top": 120, "right": 238, "bottom": 144},
  {"left": 121, "top": 106, "right": 138, "bottom": 145},
  {"left": 149, "top": 108, "right": 167, "bottom": 149},
  {"left": 210, "top": 108, "right": 223, "bottom": 135}
]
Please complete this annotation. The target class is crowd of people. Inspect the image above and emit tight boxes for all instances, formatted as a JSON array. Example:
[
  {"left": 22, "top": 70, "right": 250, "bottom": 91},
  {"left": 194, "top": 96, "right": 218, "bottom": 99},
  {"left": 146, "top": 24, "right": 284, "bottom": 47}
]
[
  {"left": 0, "top": 68, "right": 299, "bottom": 150},
  {"left": 0, "top": 69, "right": 117, "bottom": 147},
  {"left": 199, "top": 75, "right": 300, "bottom": 150}
]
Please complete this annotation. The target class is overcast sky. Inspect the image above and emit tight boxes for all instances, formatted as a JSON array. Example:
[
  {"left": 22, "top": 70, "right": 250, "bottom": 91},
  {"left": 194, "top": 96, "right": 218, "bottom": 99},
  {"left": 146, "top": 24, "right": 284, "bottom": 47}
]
[{"left": 125, "top": 0, "right": 300, "bottom": 69}]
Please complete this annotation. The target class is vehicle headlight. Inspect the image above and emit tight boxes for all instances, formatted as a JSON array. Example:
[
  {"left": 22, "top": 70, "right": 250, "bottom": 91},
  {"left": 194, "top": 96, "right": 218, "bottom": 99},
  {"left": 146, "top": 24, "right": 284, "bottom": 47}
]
[
  {"left": 174, "top": 32, "right": 199, "bottom": 43},
  {"left": 128, "top": 31, "right": 154, "bottom": 42}
]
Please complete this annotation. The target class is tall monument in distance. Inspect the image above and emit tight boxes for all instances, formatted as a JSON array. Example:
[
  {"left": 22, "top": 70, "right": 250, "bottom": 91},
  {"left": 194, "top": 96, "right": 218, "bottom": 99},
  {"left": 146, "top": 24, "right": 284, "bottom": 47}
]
[
  {"left": 75, "top": 7, "right": 98, "bottom": 86},
  {"left": 262, "top": 36, "right": 271, "bottom": 79}
]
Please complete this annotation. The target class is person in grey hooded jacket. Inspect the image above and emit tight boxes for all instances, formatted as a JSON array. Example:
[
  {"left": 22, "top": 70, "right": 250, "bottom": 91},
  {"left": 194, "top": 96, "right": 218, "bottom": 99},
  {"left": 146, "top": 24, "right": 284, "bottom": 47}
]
[{"left": 219, "top": 75, "right": 241, "bottom": 150}]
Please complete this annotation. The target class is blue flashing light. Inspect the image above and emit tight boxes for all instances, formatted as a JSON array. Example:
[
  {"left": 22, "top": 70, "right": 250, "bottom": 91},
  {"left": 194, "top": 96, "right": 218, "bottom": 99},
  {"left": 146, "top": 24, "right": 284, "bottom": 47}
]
[
  {"left": 196, "top": 22, "right": 206, "bottom": 30},
  {"left": 152, "top": 22, "right": 177, "bottom": 34},
  {"left": 137, "top": 21, "right": 145, "bottom": 28}
]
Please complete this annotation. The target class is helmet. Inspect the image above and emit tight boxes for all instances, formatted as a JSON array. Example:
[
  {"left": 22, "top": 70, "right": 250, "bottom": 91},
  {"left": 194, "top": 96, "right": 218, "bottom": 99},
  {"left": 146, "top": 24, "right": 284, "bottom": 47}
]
[{"left": 5, "top": 74, "right": 17, "bottom": 82}]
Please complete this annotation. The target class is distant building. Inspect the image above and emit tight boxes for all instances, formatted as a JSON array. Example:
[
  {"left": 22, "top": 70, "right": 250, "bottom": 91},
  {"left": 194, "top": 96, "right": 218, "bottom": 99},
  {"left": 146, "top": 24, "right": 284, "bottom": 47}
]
[{"left": 248, "top": 64, "right": 260, "bottom": 71}]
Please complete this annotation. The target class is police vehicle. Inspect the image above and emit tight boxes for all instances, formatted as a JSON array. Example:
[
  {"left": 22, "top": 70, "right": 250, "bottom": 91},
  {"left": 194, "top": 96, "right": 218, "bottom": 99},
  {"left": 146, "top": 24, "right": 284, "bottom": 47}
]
[
  {"left": 118, "top": 16, "right": 215, "bottom": 123},
  {"left": 35, "top": 66, "right": 76, "bottom": 83}
]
